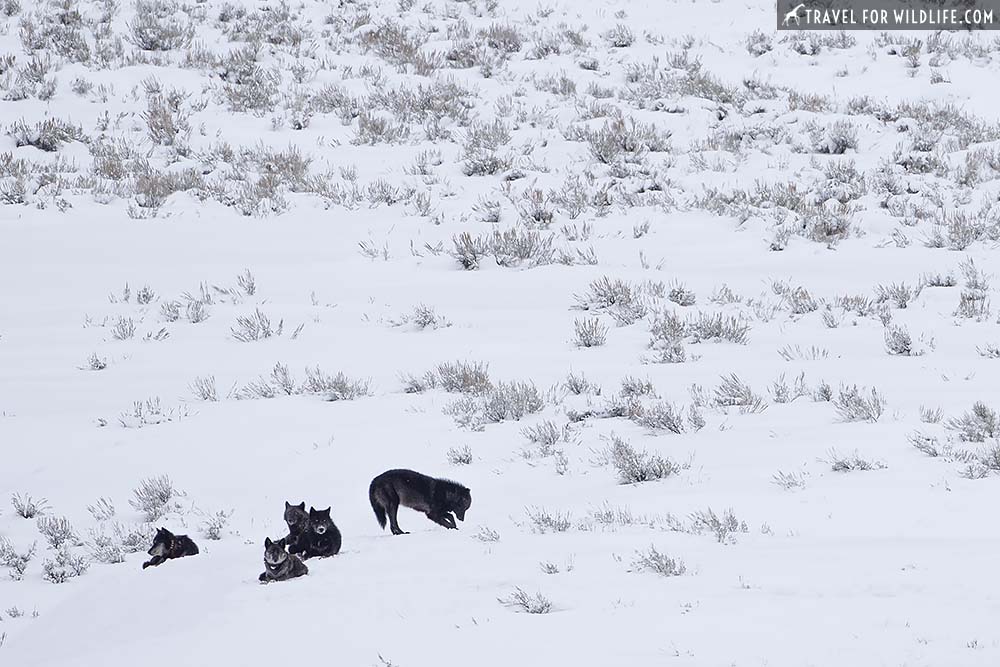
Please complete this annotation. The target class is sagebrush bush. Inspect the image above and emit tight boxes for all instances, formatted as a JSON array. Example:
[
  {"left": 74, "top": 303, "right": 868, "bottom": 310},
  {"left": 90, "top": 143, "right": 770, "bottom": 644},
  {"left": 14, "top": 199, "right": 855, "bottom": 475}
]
[
  {"left": 714, "top": 374, "right": 767, "bottom": 414},
  {"left": 201, "top": 509, "right": 232, "bottom": 540},
  {"left": 435, "top": 360, "right": 492, "bottom": 394},
  {"left": 567, "top": 116, "right": 671, "bottom": 164},
  {"left": 11, "top": 493, "right": 49, "bottom": 518},
  {"left": 41, "top": 546, "right": 89, "bottom": 583},
  {"left": 825, "top": 449, "right": 887, "bottom": 472},
  {"left": 444, "top": 380, "right": 543, "bottom": 430},
  {"left": 524, "top": 506, "right": 572, "bottom": 533},
  {"left": 631, "top": 545, "right": 687, "bottom": 577},
  {"left": 9, "top": 118, "right": 84, "bottom": 152},
  {"left": 499, "top": 587, "right": 553, "bottom": 614},
  {"left": 833, "top": 385, "right": 885, "bottom": 423},
  {"left": 600, "top": 434, "right": 683, "bottom": 484},
  {"left": 129, "top": 475, "right": 181, "bottom": 522},
  {"left": 129, "top": 0, "right": 194, "bottom": 50},
  {"left": 87, "top": 523, "right": 155, "bottom": 564},
  {"left": 946, "top": 402, "right": 998, "bottom": 442},
  {"left": 573, "top": 317, "right": 607, "bottom": 347},
  {"left": 37, "top": 516, "right": 78, "bottom": 549},
  {"left": 0, "top": 538, "right": 36, "bottom": 580},
  {"left": 446, "top": 445, "right": 473, "bottom": 465},
  {"left": 688, "top": 508, "right": 748, "bottom": 544},
  {"left": 461, "top": 119, "right": 512, "bottom": 176}
]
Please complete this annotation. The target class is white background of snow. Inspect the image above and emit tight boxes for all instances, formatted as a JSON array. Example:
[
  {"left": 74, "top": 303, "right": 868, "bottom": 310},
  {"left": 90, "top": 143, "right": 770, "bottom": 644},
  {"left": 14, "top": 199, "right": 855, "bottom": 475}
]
[{"left": 1, "top": 0, "right": 1000, "bottom": 665}]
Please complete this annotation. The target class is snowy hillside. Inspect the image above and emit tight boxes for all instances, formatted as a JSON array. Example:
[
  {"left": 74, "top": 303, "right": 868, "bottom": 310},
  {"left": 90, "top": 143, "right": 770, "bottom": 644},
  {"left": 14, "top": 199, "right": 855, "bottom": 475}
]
[{"left": 2, "top": 0, "right": 1000, "bottom": 664}]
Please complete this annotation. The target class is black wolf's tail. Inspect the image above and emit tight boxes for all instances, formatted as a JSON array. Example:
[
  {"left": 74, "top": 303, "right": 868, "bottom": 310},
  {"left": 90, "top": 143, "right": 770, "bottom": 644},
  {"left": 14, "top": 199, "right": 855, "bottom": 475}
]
[{"left": 369, "top": 479, "right": 386, "bottom": 529}]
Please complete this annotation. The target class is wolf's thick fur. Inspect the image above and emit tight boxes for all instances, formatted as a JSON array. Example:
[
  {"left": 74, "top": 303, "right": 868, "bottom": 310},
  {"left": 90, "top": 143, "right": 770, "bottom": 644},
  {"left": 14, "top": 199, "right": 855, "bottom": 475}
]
[
  {"left": 259, "top": 537, "right": 308, "bottom": 583},
  {"left": 283, "top": 501, "right": 309, "bottom": 555},
  {"left": 142, "top": 527, "right": 199, "bottom": 569},
  {"left": 301, "top": 507, "right": 342, "bottom": 558},
  {"left": 369, "top": 469, "right": 472, "bottom": 535}
]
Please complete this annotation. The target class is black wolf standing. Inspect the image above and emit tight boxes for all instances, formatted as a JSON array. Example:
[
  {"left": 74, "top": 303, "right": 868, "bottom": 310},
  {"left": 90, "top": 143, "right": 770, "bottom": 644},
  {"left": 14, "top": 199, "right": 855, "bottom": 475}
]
[
  {"left": 142, "top": 527, "right": 199, "bottom": 569},
  {"left": 301, "top": 507, "right": 342, "bottom": 558},
  {"left": 369, "top": 469, "right": 472, "bottom": 535},
  {"left": 259, "top": 537, "right": 308, "bottom": 583},
  {"left": 283, "top": 501, "right": 309, "bottom": 555}
]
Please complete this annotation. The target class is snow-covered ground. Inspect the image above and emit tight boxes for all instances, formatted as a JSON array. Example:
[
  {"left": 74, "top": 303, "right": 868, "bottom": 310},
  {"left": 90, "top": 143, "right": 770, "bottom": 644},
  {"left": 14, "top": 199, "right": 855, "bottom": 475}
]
[{"left": 2, "top": 0, "right": 1000, "bottom": 664}]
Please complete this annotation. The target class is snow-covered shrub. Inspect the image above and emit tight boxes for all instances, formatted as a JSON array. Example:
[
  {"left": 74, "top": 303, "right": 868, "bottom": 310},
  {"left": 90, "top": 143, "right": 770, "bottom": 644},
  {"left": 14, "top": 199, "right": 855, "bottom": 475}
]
[
  {"left": 600, "top": 434, "right": 683, "bottom": 484},
  {"left": 563, "top": 371, "right": 600, "bottom": 396},
  {"left": 129, "top": 475, "right": 181, "bottom": 522},
  {"left": 524, "top": 507, "right": 572, "bottom": 533},
  {"left": 499, "top": 587, "right": 552, "bottom": 614},
  {"left": 435, "top": 360, "right": 492, "bottom": 394},
  {"left": 86, "top": 497, "right": 115, "bottom": 522},
  {"left": 884, "top": 325, "right": 919, "bottom": 356},
  {"left": 575, "top": 276, "right": 653, "bottom": 325},
  {"left": 714, "top": 374, "right": 767, "bottom": 414},
  {"left": 667, "top": 283, "right": 696, "bottom": 307},
  {"left": 833, "top": 385, "right": 885, "bottom": 422},
  {"left": 636, "top": 400, "right": 692, "bottom": 434},
  {"left": 746, "top": 30, "right": 772, "bottom": 57},
  {"left": 686, "top": 312, "right": 750, "bottom": 344},
  {"left": 566, "top": 116, "right": 671, "bottom": 164},
  {"left": 0, "top": 539, "right": 36, "bottom": 580},
  {"left": 36, "top": 516, "right": 77, "bottom": 549},
  {"left": 461, "top": 119, "right": 512, "bottom": 176},
  {"left": 189, "top": 376, "right": 218, "bottom": 401},
  {"left": 128, "top": 0, "right": 194, "bottom": 51},
  {"left": 41, "top": 546, "right": 89, "bottom": 583},
  {"left": 688, "top": 508, "right": 748, "bottom": 544},
  {"left": 474, "top": 526, "right": 501, "bottom": 542},
  {"left": 143, "top": 86, "right": 191, "bottom": 146},
  {"left": 446, "top": 445, "right": 473, "bottom": 465},
  {"left": 299, "top": 368, "right": 370, "bottom": 401},
  {"left": 631, "top": 546, "right": 687, "bottom": 577},
  {"left": 231, "top": 309, "right": 283, "bottom": 342},
  {"left": 825, "top": 449, "right": 887, "bottom": 472},
  {"left": 604, "top": 24, "right": 634, "bottom": 48},
  {"left": 200, "top": 510, "right": 232, "bottom": 541},
  {"left": 946, "top": 402, "right": 998, "bottom": 442},
  {"left": 8, "top": 118, "right": 84, "bottom": 152},
  {"left": 771, "top": 471, "right": 806, "bottom": 490},
  {"left": 573, "top": 317, "right": 607, "bottom": 347},
  {"left": 11, "top": 493, "right": 49, "bottom": 519},
  {"left": 220, "top": 47, "right": 279, "bottom": 114}
]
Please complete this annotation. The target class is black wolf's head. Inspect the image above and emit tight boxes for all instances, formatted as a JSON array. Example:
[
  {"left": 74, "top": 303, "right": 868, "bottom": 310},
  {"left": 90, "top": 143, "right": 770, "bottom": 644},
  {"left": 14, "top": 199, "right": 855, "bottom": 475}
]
[
  {"left": 264, "top": 537, "right": 288, "bottom": 566},
  {"left": 148, "top": 527, "right": 174, "bottom": 557},
  {"left": 284, "top": 501, "right": 308, "bottom": 530},
  {"left": 446, "top": 487, "right": 472, "bottom": 522},
  {"left": 308, "top": 507, "right": 335, "bottom": 535}
]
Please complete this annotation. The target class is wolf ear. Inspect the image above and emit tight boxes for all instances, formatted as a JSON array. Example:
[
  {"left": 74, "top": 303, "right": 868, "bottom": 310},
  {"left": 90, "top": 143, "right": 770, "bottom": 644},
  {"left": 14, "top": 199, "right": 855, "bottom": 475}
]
[
  {"left": 297, "top": 502, "right": 305, "bottom": 510},
  {"left": 323, "top": 507, "right": 331, "bottom": 514},
  {"left": 285, "top": 501, "right": 291, "bottom": 509},
  {"left": 265, "top": 537, "right": 272, "bottom": 547}
]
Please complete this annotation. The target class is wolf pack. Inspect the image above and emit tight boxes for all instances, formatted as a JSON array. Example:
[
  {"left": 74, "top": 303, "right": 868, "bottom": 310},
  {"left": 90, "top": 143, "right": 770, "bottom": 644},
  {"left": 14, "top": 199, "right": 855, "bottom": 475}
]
[{"left": 141, "top": 469, "right": 473, "bottom": 583}]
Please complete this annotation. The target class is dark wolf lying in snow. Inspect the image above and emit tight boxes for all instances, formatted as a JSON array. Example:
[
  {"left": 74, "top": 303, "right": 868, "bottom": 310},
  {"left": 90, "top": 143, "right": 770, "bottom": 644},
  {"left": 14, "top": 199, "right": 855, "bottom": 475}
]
[
  {"left": 283, "top": 501, "right": 309, "bottom": 555},
  {"left": 282, "top": 501, "right": 341, "bottom": 558},
  {"left": 301, "top": 506, "right": 341, "bottom": 558},
  {"left": 369, "top": 469, "right": 472, "bottom": 535},
  {"left": 259, "top": 537, "right": 308, "bottom": 583},
  {"left": 142, "top": 527, "right": 199, "bottom": 569}
]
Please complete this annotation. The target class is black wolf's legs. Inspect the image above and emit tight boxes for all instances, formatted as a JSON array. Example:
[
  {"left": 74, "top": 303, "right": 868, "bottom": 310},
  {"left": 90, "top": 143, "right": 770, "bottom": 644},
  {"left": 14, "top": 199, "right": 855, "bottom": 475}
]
[
  {"left": 142, "top": 556, "right": 165, "bottom": 569},
  {"left": 387, "top": 497, "right": 407, "bottom": 535},
  {"left": 427, "top": 511, "right": 457, "bottom": 530}
]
